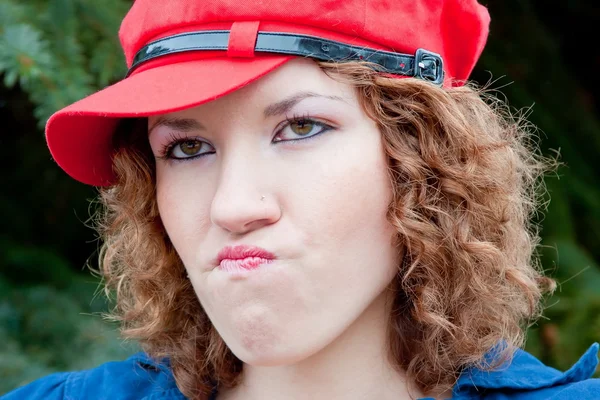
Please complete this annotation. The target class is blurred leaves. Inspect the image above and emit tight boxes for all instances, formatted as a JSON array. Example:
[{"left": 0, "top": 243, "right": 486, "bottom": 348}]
[
  {"left": 473, "top": 0, "right": 600, "bottom": 373},
  {"left": 0, "top": 0, "right": 127, "bottom": 126},
  {"left": 0, "top": 273, "right": 138, "bottom": 394},
  {"left": 0, "top": 0, "right": 136, "bottom": 394}
]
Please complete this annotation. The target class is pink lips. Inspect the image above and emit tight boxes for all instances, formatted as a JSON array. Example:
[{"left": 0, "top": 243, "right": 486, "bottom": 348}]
[{"left": 217, "top": 245, "right": 275, "bottom": 272}]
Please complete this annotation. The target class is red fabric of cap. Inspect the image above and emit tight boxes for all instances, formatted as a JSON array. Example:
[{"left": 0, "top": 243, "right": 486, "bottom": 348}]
[
  {"left": 45, "top": 0, "right": 490, "bottom": 187},
  {"left": 227, "top": 21, "right": 260, "bottom": 58}
]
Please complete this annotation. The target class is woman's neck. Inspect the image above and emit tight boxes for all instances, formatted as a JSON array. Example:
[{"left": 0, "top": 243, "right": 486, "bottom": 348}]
[{"left": 217, "top": 291, "right": 427, "bottom": 400}]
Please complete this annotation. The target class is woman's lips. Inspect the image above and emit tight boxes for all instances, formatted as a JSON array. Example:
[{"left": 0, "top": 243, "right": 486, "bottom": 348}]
[
  {"left": 219, "top": 257, "right": 274, "bottom": 272},
  {"left": 216, "top": 245, "right": 276, "bottom": 273}
]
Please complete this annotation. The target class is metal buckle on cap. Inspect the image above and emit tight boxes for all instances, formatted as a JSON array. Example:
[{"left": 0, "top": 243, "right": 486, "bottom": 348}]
[
  {"left": 128, "top": 30, "right": 445, "bottom": 86},
  {"left": 414, "top": 48, "right": 444, "bottom": 86}
]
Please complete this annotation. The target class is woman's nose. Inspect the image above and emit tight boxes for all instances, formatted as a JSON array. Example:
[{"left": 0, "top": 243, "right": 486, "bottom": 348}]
[{"left": 210, "top": 152, "right": 281, "bottom": 235}]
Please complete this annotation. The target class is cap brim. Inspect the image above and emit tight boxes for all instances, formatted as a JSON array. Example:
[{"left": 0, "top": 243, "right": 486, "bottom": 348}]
[{"left": 46, "top": 55, "right": 293, "bottom": 186}]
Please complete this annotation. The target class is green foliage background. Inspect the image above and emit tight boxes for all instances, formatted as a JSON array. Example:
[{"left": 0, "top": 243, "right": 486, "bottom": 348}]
[{"left": 1, "top": 0, "right": 599, "bottom": 394}]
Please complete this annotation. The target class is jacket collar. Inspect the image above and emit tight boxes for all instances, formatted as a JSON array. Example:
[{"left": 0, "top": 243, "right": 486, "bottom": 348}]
[
  {"left": 133, "top": 343, "right": 599, "bottom": 399},
  {"left": 453, "top": 343, "right": 599, "bottom": 397}
]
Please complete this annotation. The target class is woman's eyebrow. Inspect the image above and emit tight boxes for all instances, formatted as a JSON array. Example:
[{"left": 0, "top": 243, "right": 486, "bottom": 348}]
[
  {"left": 148, "top": 116, "right": 205, "bottom": 135},
  {"left": 263, "top": 91, "right": 346, "bottom": 117},
  {"left": 148, "top": 92, "right": 345, "bottom": 134}
]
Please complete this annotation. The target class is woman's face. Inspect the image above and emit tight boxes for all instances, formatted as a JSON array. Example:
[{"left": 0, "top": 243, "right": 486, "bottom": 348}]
[{"left": 149, "top": 59, "right": 399, "bottom": 366}]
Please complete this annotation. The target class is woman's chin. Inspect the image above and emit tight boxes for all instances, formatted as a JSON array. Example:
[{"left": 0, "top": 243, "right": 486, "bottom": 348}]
[
  {"left": 234, "top": 347, "right": 311, "bottom": 367},
  {"left": 226, "top": 331, "right": 322, "bottom": 368}
]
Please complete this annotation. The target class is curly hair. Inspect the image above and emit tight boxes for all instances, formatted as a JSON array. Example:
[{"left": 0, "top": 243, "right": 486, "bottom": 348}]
[{"left": 95, "top": 62, "right": 555, "bottom": 399}]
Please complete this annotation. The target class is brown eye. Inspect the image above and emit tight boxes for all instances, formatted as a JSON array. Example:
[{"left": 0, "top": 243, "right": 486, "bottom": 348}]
[
  {"left": 170, "top": 139, "right": 210, "bottom": 159},
  {"left": 290, "top": 120, "right": 314, "bottom": 136},
  {"left": 274, "top": 117, "right": 332, "bottom": 142},
  {"left": 179, "top": 140, "right": 202, "bottom": 155}
]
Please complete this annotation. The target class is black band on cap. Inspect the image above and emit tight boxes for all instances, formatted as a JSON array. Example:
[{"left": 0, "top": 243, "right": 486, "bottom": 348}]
[{"left": 129, "top": 30, "right": 444, "bottom": 86}]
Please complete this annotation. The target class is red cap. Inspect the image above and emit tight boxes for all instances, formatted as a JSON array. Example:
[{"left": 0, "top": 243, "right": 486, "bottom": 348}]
[{"left": 45, "top": 0, "right": 490, "bottom": 186}]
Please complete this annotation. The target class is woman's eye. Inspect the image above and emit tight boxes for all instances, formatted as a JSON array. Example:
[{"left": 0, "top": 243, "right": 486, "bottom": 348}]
[
  {"left": 163, "top": 118, "right": 331, "bottom": 160},
  {"left": 275, "top": 119, "right": 331, "bottom": 142},
  {"left": 169, "top": 139, "right": 212, "bottom": 159},
  {"left": 290, "top": 120, "right": 314, "bottom": 135}
]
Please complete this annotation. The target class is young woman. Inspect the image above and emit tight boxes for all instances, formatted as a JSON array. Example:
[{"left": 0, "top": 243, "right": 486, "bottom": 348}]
[{"left": 3, "top": 0, "right": 599, "bottom": 399}]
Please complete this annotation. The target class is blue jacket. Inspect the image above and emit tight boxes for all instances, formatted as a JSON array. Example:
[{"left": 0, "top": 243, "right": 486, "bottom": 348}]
[{"left": 2, "top": 343, "right": 599, "bottom": 399}]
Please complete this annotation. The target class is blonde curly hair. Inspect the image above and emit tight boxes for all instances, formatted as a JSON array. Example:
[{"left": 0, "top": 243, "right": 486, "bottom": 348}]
[{"left": 96, "top": 61, "right": 555, "bottom": 399}]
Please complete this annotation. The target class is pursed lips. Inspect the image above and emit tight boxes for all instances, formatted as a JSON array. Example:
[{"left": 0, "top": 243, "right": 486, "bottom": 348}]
[{"left": 215, "top": 244, "right": 276, "bottom": 272}]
